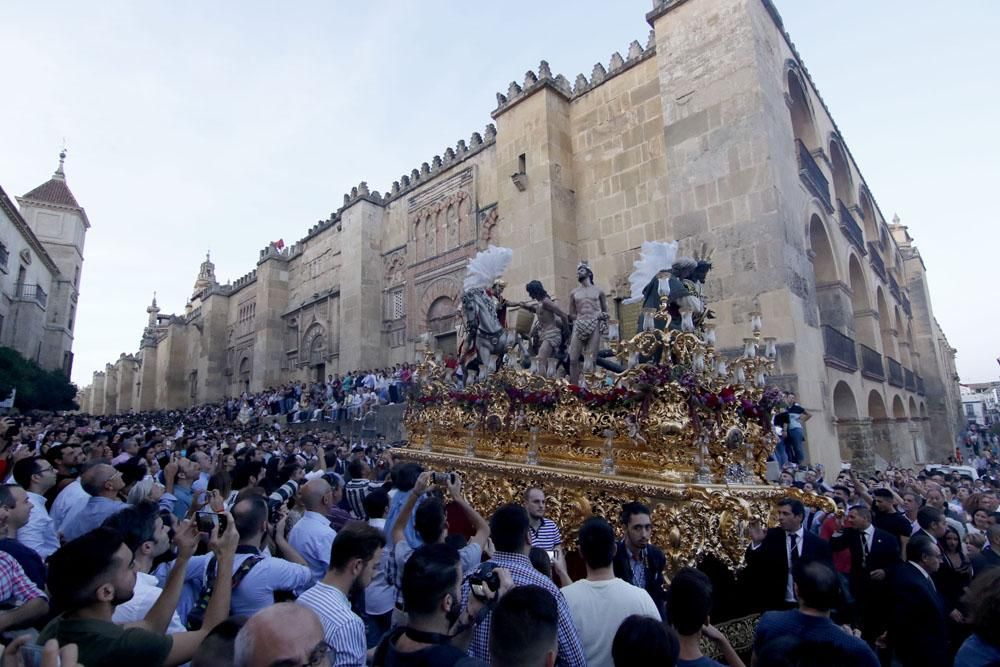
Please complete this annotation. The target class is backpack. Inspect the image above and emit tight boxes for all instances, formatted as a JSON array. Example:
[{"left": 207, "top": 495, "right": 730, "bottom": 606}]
[{"left": 185, "top": 554, "right": 264, "bottom": 630}]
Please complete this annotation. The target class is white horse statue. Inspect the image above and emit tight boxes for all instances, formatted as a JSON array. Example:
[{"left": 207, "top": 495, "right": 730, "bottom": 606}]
[{"left": 460, "top": 246, "right": 516, "bottom": 382}]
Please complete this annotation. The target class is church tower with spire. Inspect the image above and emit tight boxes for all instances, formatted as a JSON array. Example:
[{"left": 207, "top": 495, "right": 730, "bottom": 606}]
[
  {"left": 192, "top": 251, "right": 218, "bottom": 297},
  {"left": 146, "top": 292, "right": 160, "bottom": 328},
  {"left": 16, "top": 149, "right": 90, "bottom": 376}
]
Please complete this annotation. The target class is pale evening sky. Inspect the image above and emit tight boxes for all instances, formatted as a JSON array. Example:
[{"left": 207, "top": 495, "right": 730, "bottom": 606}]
[{"left": 0, "top": 1, "right": 995, "bottom": 388}]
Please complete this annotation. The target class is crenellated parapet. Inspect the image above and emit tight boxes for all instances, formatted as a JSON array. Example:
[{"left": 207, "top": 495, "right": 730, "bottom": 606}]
[
  {"left": 222, "top": 269, "right": 259, "bottom": 294},
  {"left": 492, "top": 35, "right": 657, "bottom": 117},
  {"left": 382, "top": 123, "right": 496, "bottom": 205}
]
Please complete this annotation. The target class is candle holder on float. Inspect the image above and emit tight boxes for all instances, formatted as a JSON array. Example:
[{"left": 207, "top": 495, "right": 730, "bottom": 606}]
[
  {"left": 600, "top": 429, "right": 616, "bottom": 475},
  {"left": 526, "top": 426, "right": 540, "bottom": 465},
  {"left": 464, "top": 423, "right": 477, "bottom": 458}
]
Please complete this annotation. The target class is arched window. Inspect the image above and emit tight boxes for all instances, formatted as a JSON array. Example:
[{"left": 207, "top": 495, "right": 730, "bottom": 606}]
[
  {"left": 829, "top": 138, "right": 854, "bottom": 208},
  {"left": 868, "top": 391, "right": 888, "bottom": 421},
  {"left": 809, "top": 215, "right": 838, "bottom": 285},
  {"left": 787, "top": 69, "right": 819, "bottom": 149},
  {"left": 892, "top": 395, "right": 906, "bottom": 420},
  {"left": 849, "top": 255, "right": 877, "bottom": 348},
  {"left": 833, "top": 381, "right": 858, "bottom": 420},
  {"left": 427, "top": 296, "right": 456, "bottom": 335}
]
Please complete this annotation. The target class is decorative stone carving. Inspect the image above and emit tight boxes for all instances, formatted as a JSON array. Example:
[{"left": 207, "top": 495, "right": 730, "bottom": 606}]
[
  {"left": 609, "top": 51, "right": 625, "bottom": 71},
  {"left": 523, "top": 70, "right": 537, "bottom": 88},
  {"left": 574, "top": 74, "right": 589, "bottom": 94},
  {"left": 480, "top": 207, "right": 499, "bottom": 247},
  {"left": 507, "top": 81, "right": 522, "bottom": 98},
  {"left": 538, "top": 60, "right": 553, "bottom": 79},
  {"left": 628, "top": 40, "right": 643, "bottom": 60},
  {"left": 408, "top": 168, "right": 475, "bottom": 262}
]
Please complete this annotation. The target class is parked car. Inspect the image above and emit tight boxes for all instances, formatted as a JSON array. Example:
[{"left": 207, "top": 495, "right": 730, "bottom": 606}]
[{"left": 923, "top": 463, "right": 979, "bottom": 481}]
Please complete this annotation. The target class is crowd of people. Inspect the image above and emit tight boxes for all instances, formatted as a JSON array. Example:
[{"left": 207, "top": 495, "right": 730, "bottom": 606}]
[
  {"left": 0, "top": 408, "right": 997, "bottom": 666},
  {"left": 221, "top": 366, "right": 416, "bottom": 427}
]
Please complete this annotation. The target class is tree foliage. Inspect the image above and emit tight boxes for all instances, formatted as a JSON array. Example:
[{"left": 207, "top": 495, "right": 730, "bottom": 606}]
[{"left": 0, "top": 346, "right": 78, "bottom": 412}]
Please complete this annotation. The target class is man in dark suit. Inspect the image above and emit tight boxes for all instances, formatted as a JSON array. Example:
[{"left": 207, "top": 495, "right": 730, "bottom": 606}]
[
  {"left": 745, "top": 497, "right": 833, "bottom": 612},
  {"left": 888, "top": 534, "right": 950, "bottom": 667},
  {"left": 971, "top": 524, "right": 1000, "bottom": 579},
  {"left": 829, "top": 505, "right": 900, "bottom": 640},
  {"left": 612, "top": 501, "right": 667, "bottom": 618}
]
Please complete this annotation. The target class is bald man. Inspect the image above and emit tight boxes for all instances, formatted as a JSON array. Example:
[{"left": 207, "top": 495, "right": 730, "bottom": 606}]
[
  {"left": 61, "top": 463, "right": 126, "bottom": 542},
  {"left": 234, "top": 603, "right": 330, "bottom": 667},
  {"left": 289, "top": 478, "right": 338, "bottom": 580}
]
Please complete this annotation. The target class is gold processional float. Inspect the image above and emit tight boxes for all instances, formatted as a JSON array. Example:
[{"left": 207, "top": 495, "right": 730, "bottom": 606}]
[{"left": 397, "top": 241, "right": 833, "bottom": 574}]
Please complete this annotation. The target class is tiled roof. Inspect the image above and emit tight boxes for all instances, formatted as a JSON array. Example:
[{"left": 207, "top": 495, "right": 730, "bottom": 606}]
[{"left": 21, "top": 177, "right": 80, "bottom": 209}]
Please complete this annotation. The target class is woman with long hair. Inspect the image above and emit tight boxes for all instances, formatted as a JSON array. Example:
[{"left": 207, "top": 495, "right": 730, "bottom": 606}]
[{"left": 939, "top": 525, "right": 973, "bottom": 654}]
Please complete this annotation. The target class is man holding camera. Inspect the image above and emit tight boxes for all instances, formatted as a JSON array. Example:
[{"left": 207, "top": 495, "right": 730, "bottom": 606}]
[
  {"left": 103, "top": 501, "right": 187, "bottom": 633},
  {"left": 389, "top": 472, "right": 490, "bottom": 618},
  {"left": 462, "top": 504, "right": 586, "bottom": 666},
  {"left": 376, "top": 543, "right": 506, "bottom": 666},
  {"left": 289, "top": 477, "right": 339, "bottom": 581},
  {"left": 179, "top": 495, "right": 313, "bottom": 622}
]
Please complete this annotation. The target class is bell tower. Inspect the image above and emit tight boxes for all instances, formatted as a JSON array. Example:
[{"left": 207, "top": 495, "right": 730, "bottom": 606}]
[
  {"left": 17, "top": 149, "right": 91, "bottom": 375},
  {"left": 192, "top": 251, "right": 218, "bottom": 297}
]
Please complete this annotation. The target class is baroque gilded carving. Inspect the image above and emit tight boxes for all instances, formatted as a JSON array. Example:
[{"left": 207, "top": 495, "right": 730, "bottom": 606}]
[{"left": 394, "top": 450, "right": 830, "bottom": 572}]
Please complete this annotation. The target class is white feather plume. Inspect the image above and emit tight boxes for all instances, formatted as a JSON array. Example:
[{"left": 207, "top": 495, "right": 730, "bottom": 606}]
[
  {"left": 463, "top": 245, "right": 513, "bottom": 291},
  {"left": 624, "top": 241, "right": 679, "bottom": 303}
]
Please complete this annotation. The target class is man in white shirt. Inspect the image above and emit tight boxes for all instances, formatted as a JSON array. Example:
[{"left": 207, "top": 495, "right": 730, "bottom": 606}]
[
  {"left": 11, "top": 458, "right": 59, "bottom": 559},
  {"left": 297, "top": 523, "right": 385, "bottom": 667},
  {"left": 104, "top": 501, "right": 187, "bottom": 633},
  {"left": 559, "top": 516, "right": 660, "bottom": 667},
  {"left": 49, "top": 474, "right": 89, "bottom": 538},
  {"left": 289, "top": 478, "right": 338, "bottom": 581},
  {"left": 180, "top": 495, "right": 313, "bottom": 622},
  {"left": 390, "top": 472, "right": 490, "bottom": 588},
  {"left": 190, "top": 451, "right": 214, "bottom": 496},
  {"left": 362, "top": 490, "right": 394, "bottom": 641}
]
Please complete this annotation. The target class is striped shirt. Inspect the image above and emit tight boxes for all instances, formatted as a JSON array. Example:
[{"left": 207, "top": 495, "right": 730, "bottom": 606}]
[
  {"left": 529, "top": 517, "right": 562, "bottom": 551},
  {"left": 344, "top": 479, "right": 379, "bottom": 520},
  {"left": 297, "top": 582, "right": 366, "bottom": 667},
  {"left": 462, "top": 551, "right": 586, "bottom": 666}
]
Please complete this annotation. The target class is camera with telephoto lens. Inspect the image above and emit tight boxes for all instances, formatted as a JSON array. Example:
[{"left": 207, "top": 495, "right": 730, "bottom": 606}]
[
  {"left": 468, "top": 562, "right": 500, "bottom": 600},
  {"left": 267, "top": 479, "right": 299, "bottom": 523},
  {"left": 431, "top": 471, "right": 457, "bottom": 485}
]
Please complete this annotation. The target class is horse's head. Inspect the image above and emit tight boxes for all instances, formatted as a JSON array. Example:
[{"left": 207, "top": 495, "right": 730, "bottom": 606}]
[
  {"left": 464, "top": 289, "right": 499, "bottom": 332},
  {"left": 461, "top": 291, "right": 481, "bottom": 328}
]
